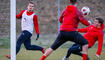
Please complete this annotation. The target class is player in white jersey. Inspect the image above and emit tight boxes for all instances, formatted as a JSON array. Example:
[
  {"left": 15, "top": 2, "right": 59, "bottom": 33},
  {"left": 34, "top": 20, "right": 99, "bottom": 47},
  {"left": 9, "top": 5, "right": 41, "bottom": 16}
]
[{"left": 6, "top": 1, "right": 45, "bottom": 59}]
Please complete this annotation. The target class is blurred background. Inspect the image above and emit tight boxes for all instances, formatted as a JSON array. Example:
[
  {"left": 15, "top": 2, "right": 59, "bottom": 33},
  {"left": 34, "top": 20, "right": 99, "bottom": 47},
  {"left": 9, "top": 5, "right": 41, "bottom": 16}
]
[
  {"left": 0, "top": 0, "right": 10, "bottom": 60},
  {"left": 16, "top": 0, "right": 105, "bottom": 48},
  {"left": 0, "top": 0, "right": 105, "bottom": 60}
]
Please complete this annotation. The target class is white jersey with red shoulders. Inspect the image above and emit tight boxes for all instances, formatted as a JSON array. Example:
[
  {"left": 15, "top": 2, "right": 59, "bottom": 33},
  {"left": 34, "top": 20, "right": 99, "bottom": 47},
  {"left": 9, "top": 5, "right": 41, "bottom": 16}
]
[{"left": 21, "top": 10, "right": 35, "bottom": 34}]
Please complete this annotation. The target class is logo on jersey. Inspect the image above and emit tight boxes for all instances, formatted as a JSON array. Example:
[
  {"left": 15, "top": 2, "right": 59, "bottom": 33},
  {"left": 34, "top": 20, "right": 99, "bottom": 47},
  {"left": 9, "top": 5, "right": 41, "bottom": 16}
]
[{"left": 24, "top": 18, "right": 27, "bottom": 22}]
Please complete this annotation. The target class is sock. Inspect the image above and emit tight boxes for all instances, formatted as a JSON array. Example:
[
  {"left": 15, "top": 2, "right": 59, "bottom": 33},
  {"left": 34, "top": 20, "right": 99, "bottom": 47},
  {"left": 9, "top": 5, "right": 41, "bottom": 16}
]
[
  {"left": 83, "top": 54, "right": 87, "bottom": 60},
  {"left": 42, "top": 47, "right": 45, "bottom": 54},
  {"left": 40, "top": 55, "right": 46, "bottom": 60},
  {"left": 6, "top": 54, "right": 11, "bottom": 59}
]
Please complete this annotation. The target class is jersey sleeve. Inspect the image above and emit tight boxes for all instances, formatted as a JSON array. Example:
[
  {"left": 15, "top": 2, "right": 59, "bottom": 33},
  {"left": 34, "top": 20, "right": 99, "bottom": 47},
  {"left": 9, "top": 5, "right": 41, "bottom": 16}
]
[
  {"left": 77, "top": 27, "right": 88, "bottom": 33},
  {"left": 96, "top": 31, "right": 104, "bottom": 55},
  {"left": 78, "top": 12, "right": 90, "bottom": 26},
  {"left": 33, "top": 15, "right": 39, "bottom": 34},
  {"left": 16, "top": 10, "right": 25, "bottom": 19},
  {"left": 59, "top": 10, "right": 65, "bottom": 23}
]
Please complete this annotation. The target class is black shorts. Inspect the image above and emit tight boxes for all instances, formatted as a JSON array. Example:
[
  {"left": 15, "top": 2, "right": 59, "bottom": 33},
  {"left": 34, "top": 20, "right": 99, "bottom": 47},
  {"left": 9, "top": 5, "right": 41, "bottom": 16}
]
[{"left": 51, "top": 31, "right": 88, "bottom": 50}]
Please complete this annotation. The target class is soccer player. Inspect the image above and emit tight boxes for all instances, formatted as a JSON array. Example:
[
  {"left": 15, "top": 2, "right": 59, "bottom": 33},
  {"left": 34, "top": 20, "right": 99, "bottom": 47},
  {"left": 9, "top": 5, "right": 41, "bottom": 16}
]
[
  {"left": 62, "top": 17, "right": 104, "bottom": 60},
  {"left": 6, "top": 1, "right": 45, "bottom": 59},
  {"left": 40, "top": 0, "right": 90, "bottom": 60}
]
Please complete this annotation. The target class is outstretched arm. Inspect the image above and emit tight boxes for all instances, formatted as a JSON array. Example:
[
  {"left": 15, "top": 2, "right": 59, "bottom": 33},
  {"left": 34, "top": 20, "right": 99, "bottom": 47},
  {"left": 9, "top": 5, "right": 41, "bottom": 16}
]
[
  {"left": 33, "top": 15, "right": 39, "bottom": 40},
  {"left": 16, "top": 10, "right": 25, "bottom": 19},
  {"left": 33, "top": 15, "right": 39, "bottom": 34},
  {"left": 77, "top": 27, "right": 88, "bottom": 33},
  {"left": 96, "top": 31, "right": 104, "bottom": 56}
]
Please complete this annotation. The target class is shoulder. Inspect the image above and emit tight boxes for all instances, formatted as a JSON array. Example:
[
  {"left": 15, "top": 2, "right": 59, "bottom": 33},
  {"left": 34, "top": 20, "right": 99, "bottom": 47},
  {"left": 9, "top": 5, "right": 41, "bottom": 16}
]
[
  {"left": 33, "top": 14, "right": 37, "bottom": 17},
  {"left": 33, "top": 14, "right": 38, "bottom": 20},
  {"left": 99, "top": 30, "right": 104, "bottom": 34},
  {"left": 33, "top": 12, "right": 37, "bottom": 17},
  {"left": 85, "top": 25, "right": 93, "bottom": 29},
  {"left": 21, "top": 10, "right": 25, "bottom": 13},
  {"left": 19, "top": 10, "right": 26, "bottom": 15},
  {"left": 77, "top": 10, "right": 83, "bottom": 16},
  {"left": 97, "top": 30, "right": 104, "bottom": 37},
  {"left": 66, "top": 5, "right": 78, "bottom": 11}
]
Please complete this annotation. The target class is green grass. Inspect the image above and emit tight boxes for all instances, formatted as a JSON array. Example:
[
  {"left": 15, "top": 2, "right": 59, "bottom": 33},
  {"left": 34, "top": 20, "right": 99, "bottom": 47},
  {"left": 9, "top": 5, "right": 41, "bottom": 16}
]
[
  {"left": 16, "top": 48, "right": 105, "bottom": 60},
  {"left": 0, "top": 49, "right": 10, "bottom": 60},
  {"left": 0, "top": 34, "right": 105, "bottom": 60},
  {"left": 0, "top": 37, "right": 10, "bottom": 48}
]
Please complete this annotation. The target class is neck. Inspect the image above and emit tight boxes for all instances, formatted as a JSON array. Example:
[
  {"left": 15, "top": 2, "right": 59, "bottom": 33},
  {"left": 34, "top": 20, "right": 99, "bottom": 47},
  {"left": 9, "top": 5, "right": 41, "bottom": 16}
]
[
  {"left": 70, "top": 4, "right": 77, "bottom": 7},
  {"left": 69, "top": 2, "right": 77, "bottom": 6},
  {"left": 27, "top": 10, "right": 33, "bottom": 12}
]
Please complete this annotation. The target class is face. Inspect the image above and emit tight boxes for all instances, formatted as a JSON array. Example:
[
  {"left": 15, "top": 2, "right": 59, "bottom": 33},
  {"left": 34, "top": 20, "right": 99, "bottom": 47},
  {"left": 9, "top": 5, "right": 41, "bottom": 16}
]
[
  {"left": 93, "top": 19, "right": 101, "bottom": 27},
  {"left": 27, "top": 3, "right": 34, "bottom": 12}
]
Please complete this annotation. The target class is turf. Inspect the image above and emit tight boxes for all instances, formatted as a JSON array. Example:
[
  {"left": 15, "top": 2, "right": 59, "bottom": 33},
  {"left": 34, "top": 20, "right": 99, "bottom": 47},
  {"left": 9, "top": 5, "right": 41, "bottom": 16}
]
[
  {"left": 0, "top": 49, "right": 10, "bottom": 60},
  {"left": 16, "top": 48, "right": 105, "bottom": 60}
]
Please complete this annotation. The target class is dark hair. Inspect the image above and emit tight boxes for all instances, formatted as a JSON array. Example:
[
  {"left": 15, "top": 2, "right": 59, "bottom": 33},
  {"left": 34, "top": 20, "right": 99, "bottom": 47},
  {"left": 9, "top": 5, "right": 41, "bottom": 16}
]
[
  {"left": 29, "top": 1, "right": 34, "bottom": 4},
  {"left": 96, "top": 17, "right": 104, "bottom": 24},
  {"left": 28, "top": 0, "right": 34, "bottom": 4},
  {"left": 70, "top": 0, "right": 77, "bottom": 4}
]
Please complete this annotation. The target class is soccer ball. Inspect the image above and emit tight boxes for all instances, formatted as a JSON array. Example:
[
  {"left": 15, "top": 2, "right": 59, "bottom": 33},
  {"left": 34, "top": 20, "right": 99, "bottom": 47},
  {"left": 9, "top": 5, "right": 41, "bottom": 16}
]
[{"left": 81, "top": 6, "right": 90, "bottom": 16}]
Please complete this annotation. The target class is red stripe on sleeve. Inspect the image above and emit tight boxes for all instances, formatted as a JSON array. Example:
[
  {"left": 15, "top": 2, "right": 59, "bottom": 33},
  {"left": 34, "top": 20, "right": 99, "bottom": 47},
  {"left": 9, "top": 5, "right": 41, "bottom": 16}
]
[
  {"left": 33, "top": 15, "right": 39, "bottom": 34},
  {"left": 16, "top": 10, "right": 25, "bottom": 19}
]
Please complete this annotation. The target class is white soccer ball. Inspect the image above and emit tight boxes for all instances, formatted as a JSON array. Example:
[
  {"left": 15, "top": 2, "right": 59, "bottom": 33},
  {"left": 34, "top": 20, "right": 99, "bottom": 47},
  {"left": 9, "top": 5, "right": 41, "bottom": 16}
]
[{"left": 81, "top": 6, "right": 90, "bottom": 16}]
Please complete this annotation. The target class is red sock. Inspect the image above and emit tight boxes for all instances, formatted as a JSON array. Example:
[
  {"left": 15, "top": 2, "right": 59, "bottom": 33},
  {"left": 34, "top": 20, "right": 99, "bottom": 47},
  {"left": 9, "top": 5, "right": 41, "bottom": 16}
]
[
  {"left": 40, "top": 55, "right": 46, "bottom": 60},
  {"left": 83, "top": 54, "right": 87, "bottom": 60},
  {"left": 42, "top": 47, "right": 46, "bottom": 54},
  {"left": 6, "top": 54, "right": 11, "bottom": 59}
]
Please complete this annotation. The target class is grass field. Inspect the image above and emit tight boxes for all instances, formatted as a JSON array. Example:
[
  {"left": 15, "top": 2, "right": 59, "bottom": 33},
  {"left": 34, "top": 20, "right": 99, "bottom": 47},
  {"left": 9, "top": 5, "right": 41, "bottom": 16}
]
[
  {"left": 16, "top": 48, "right": 105, "bottom": 60},
  {"left": 0, "top": 49, "right": 10, "bottom": 60},
  {"left": 0, "top": 35, "right": 105, "bottom": 60},
  {"left": 0, "top": 48, "right": 105, "bottom": 60}
]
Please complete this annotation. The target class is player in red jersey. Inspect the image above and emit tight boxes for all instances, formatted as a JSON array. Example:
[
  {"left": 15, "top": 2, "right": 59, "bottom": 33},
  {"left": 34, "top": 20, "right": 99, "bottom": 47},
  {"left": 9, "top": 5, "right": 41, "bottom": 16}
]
[
  {"left": 62, "top": 17, "right": 104, "bottom": 60},
  {"left": 6, "top": 1, "right": 45, "bottom": 59},
  {"left": 40, "top": 0, "right": 90, "bottom": 60}
]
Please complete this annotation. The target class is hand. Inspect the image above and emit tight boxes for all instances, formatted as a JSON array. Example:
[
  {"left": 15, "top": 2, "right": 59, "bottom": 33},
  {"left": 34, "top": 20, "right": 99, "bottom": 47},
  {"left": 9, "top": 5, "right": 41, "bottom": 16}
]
[
  {"left": 36, "top": 34, "right": 39, "bottom": 40},
  {"left": 96, "top": 54, "right": 100, "bottom": 60},
  {"left": 88, "top": 20, "right": 92, "bottom": 25}
]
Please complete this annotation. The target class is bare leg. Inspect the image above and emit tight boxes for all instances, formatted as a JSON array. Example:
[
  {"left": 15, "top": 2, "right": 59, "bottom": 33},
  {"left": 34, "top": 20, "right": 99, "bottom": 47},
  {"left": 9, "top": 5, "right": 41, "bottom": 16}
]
[
  {"left": 82, "top": 44, "right": 88, "bottom": 60},
  {"left": 40, "top": 48, "right": 53, "bottom": 60},
  {"left": 44, "top": 48, "right": 53, "bottom": 57}
]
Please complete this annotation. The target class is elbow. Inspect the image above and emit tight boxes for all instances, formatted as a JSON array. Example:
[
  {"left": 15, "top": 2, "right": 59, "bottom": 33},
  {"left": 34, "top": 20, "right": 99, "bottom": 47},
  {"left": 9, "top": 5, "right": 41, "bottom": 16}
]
[
  {"left": 85, "top": 23, "right": 90, "bottom": 26},
  {"left": 16, "top": 16, "right": 20, "bottom": 19}
]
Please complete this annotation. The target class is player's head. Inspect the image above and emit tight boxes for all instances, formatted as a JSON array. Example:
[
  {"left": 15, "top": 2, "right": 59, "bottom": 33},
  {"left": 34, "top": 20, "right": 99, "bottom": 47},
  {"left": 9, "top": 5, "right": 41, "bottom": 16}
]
[
  {"left": 69, "top": 0, "right": 77, "bottom": 5},
  {"left": 27, "top": 1, "right": 34, "bottom": 12},
  {"left": 94, "top": 17, "right": 104, "bottom": 27}
]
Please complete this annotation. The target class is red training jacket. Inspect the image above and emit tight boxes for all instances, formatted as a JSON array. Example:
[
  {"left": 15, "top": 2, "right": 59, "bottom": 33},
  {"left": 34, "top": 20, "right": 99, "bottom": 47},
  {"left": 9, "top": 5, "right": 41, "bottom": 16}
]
[
  {"left": 59, "top": 5, "right": 90, "bottom": 31},
  {"left": 78, "top": 24, "right": 104, "bottom": 55},
  {"left": 16, "top": 10, "right": 39, "bottom": 34}
]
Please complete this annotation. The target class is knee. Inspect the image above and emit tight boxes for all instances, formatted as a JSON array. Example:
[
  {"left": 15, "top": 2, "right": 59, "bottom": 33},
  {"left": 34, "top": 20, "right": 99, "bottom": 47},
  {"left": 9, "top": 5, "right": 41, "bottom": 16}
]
[
  {"left": 25, "top": 45, "right": 31, "bottom": 50},
  {"left": 26, "top": 47, "right": 31, "bottom": 50},
  {"left": 48, "top": 48, "right": 54, "bottom": 52},
  {"left": 84, "top": 40, "right": 89, "bottom": 45},
  {"left": 82, "top": 44, "right": 88, "bottom": 49},
  {"left": 68, "top": 48, "right": 74, "bottom": 52},
  {"left": 82, "top": 45, "right": 88, "bottom": 54}
]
